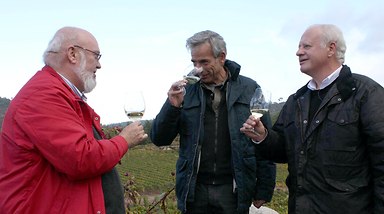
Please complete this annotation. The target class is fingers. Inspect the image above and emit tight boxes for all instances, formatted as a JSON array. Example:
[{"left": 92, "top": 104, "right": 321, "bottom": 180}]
[
  {"left": 131, "top": 122, "right": 147, "bottom": 141},
  {"left": 240, "top": 116, "right": 266, "bottom": 140},
  {"left": 241, "top": 115, "right": 259, "bottom": 130},
  {"left": 142, "top": 133, "right": 148, "bottom": 140},
  {"left": 169, "top": 80, "right": 187, "bottom": 95},
  {"left": 119, "top": 122, "right": 148, "bottom": 148},
  {"left": 240, "top": 126, "right": 261, "bottom": 138},
  {"left": 168, "top": 80, "right": 187, "bottom": 107}
]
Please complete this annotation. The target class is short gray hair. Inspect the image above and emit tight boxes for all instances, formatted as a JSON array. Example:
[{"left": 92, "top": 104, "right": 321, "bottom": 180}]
[{"left": 186, "top": 30, "right": 227, "bottom": 58}]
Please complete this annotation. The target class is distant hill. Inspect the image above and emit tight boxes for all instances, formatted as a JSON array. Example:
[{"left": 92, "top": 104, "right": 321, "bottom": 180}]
[{"left": 0, "top": 97, "right": 11, "bottom": 130}]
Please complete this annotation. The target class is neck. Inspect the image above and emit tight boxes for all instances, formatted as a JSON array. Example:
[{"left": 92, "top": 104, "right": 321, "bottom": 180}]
[
  {"left": 312, "top": 64, "right": 341, "bottom": 89},
  {"left": 214, "top": 67, "right": 228, "bottom": 85}
]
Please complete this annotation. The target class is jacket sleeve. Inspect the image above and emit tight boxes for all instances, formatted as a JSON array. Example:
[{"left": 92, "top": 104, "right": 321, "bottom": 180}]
[
  {"left": 14, "top": 88, "right": 128, "bottom": 180},
  {"left": 150, "top": 99, "right": 181, "bottom": 146},
  {"left": 361, "top": 83, "right": 384, "bottom": 213},
  {"left": 254, "top": 112, "right": 276, "bottom": 201},
  {"left": 254, "top": 156, "right": 276, "bottom": 201},
  {"left": 257, "top": 103, "right": 289, "bottom": 163}
]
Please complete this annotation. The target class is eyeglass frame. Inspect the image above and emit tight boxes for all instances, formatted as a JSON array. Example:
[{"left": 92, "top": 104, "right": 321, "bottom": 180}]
[{"left": 74, "top": 45, "right": 102, "bottom": 60}]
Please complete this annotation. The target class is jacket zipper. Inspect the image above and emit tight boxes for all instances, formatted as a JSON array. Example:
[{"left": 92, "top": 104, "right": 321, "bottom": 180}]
[{"left": 183, "top": 86, "right": 205, "bottom": 212}]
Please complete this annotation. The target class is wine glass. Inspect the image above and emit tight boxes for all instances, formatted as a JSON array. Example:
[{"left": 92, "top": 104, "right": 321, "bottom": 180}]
[
  {"left": 183, "top": 64, "right": 202, "bottom": 85},
  {"left": 176, "top": 64, "right": 202, "bottom": 96},
  {"left": 250, "top": 88, "right": 271, "bottom": 119},
  {"left": 123, "top": 91, "right": 146, "bottom": 122}
]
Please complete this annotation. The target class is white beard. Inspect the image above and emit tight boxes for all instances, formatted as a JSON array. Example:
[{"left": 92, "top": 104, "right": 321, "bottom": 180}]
[{"left": 75, "top": 53, "right": 97, "bottom": 93}]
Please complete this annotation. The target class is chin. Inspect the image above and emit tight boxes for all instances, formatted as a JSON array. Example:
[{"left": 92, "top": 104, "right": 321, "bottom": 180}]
[{"left": 84, "top": 79, "right": 97, "bottom": 93}]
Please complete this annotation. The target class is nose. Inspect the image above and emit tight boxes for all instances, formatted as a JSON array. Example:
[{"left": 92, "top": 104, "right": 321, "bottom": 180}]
[
  {"left": 96, "top": 60, "right": 101, "bottom": 69},
  {"left": 296, "top": 47, "right": 303, "bottom": 57}
]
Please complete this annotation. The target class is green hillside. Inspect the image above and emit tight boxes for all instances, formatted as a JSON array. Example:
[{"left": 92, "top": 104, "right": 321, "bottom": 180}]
[{"left": 0, "top": 97, "right": 11, "bottom": 130}]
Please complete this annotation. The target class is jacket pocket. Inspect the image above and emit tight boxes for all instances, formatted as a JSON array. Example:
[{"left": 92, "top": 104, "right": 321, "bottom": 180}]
[
  {"left": 322, "top": 146, "right": 358, "bottom": 166},
  {"left": 324, "top": 175, "right": 369, "bottom": 192},
  {"left": 322, "top": 146, "right": 370, "bottom": 192},
  {"left": 180, "top": 98, "right": 200, "bottom": 136},
  {"left": 323, "top": 108, "right": 359, "bottom": 147}
]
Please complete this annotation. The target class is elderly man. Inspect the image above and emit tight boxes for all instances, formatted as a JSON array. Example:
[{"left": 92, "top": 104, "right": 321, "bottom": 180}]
[
  {"left": 0, "top": 27, "right": 148, "bottom": 214},
  {"left": 241, "top": 24, "right": 384, "bottom": 213}
]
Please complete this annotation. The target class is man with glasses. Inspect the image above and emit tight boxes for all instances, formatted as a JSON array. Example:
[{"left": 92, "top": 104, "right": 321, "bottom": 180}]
[{"left": 0, "top": 27, "right": 148, "bottom": 213}]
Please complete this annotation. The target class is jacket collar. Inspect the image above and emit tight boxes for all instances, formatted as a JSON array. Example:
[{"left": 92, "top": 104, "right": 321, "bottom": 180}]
[
  {"left": 293, "top": 65, "right": 356, "bottom": 100},
  {"left": 224, "top": 59, "right": 240, "bottom": 80}
]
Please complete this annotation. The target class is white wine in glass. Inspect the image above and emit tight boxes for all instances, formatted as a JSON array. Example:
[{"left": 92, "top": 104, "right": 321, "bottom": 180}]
[
  {"left": 123, "top": 91, "right": 146, "bottom": 121},
  {"left": 177, "top": 64, "right": 202, "bottom": 96},
  {"left": 250, "top": 88, "right": 271, "bottom": 119},
  {"left": 183, "top": 64, "right": 202, "bottom": 85}
]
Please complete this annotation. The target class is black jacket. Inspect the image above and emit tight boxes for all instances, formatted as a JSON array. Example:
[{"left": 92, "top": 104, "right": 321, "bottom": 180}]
[
  {"left": 259, "top": 65, "right": 384, "bottom": 213},
  {"left": 151, "top": 60, "right": 276, "bottom": 213}
]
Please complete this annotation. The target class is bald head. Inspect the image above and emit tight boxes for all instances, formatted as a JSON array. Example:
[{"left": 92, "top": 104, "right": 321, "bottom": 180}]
[
  {"left": 43, "top": 27, "right": 98, "bottom": 65},
  {"left": 43, "top": 27, "right": 101, "bottom": 93}
]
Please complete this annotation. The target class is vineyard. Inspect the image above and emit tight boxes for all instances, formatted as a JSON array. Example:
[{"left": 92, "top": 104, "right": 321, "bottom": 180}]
[
  {"left": 116, "top": 145, "right": 178, "bottom": 192},
  {"left": 115, "top": 143, "right": 289, "bottom": 214}
]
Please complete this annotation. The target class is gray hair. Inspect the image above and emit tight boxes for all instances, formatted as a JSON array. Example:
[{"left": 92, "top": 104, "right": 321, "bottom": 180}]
[
  {"left": 42, "top": 27, "right": 78, "bottom": 67},
  {"left": 308, "top": 24, "right": 347, "bottom": 64},
  {"left": 186, "top": 30, "right": 227, "bottom": 58}
]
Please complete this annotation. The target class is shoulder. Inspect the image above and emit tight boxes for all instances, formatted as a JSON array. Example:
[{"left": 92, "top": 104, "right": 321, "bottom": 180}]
[
  {"left": 237, "top": 75, "right": 259, "bottom": 86},
  {"left": 352, "top": 73, "right": 382, "bottom": 88}
]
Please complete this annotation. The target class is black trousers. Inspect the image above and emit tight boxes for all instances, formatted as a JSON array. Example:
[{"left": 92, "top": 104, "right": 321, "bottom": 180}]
[{"left": 185, "top": 183, "right": 246, "bottom": 214}]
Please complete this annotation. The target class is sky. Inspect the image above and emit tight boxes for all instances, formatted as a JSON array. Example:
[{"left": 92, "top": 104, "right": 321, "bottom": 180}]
[{"left": 1, "top": 0, "right": 384, "bottom": 124}]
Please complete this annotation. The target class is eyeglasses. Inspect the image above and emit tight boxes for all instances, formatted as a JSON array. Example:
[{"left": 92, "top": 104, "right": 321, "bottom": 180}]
[{"left": 74, "top": 45, "right": 102, "bottom": 60}]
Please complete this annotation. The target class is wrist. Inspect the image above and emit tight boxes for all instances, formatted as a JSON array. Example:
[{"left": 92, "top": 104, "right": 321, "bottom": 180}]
[{"left": 251, "top": 128, "right": 268, "bottom": 144}]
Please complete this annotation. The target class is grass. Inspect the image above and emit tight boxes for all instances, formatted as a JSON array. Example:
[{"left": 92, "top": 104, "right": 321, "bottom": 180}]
[
  {"left": 116, "top": 145, "right": 178, "bottom": 193},
  {"left": 116, "top": 144, "right": 289, "bottom": 213}
]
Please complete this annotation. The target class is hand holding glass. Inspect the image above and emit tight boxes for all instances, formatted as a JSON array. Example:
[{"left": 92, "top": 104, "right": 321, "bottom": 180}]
[
  {"left": 183, "top": 64, "right": 202, "bottom": 85},
  {"left": 178, "top": 65, "right": 202, "bottom": 95}
]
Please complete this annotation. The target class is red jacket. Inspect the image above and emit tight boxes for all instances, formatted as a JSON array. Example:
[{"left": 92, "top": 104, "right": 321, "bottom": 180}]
[{"left": 0, "top": 66, "right": 128, "bottom": 214}]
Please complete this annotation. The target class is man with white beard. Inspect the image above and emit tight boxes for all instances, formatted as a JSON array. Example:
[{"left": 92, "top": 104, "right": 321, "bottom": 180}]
[{"left": 0, "top": 27, "right": 148, "bottom": 214}]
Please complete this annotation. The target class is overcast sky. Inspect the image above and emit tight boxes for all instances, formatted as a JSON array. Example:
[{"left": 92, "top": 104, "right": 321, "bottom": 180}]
[{"left": 1, "top": 0, "right": 384, "bottom": 124}]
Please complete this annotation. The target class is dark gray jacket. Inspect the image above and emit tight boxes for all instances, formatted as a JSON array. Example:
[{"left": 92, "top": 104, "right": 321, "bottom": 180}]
[
  {"left": 260, "top": 65, "right": 384, "bottom": 213},
  {"left": 150, "top": 60, "right": 276, "bottom": 213}
]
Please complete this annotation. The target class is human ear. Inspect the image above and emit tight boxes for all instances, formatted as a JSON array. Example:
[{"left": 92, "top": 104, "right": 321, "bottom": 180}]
[
  {"left": 67, "top": 46, "right": 77, "bottom": 63},
  {"left": 219, "top": 51, "right": 226, "bottom": 64},
  {"left": 327, "top": 42, "right": 336, "bottom": 57}
]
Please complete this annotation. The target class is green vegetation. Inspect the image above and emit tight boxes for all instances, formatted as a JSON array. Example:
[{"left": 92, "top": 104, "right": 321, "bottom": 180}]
[
  {"left": 117, "top": 144, "right": 289, "bottom": 214},
  {"left": 116, "top": 145, "right": 178, "bottom": 192},
  {"left": 0, "top": 97, "right": 11, "bottom": 131}
]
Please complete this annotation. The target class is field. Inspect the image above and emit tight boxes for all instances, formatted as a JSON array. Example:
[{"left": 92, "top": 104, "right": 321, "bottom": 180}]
[{"left": 116, "top": 144, "right": 289, "bottom": 213}]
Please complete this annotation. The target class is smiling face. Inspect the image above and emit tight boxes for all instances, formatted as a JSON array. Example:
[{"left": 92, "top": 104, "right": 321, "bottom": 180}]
[
  {"left": 296, "top": 27, "right": 330, "bottom": 79},
  {"left": 190, "top": 42, "right": 227, "bottom": 85}
]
